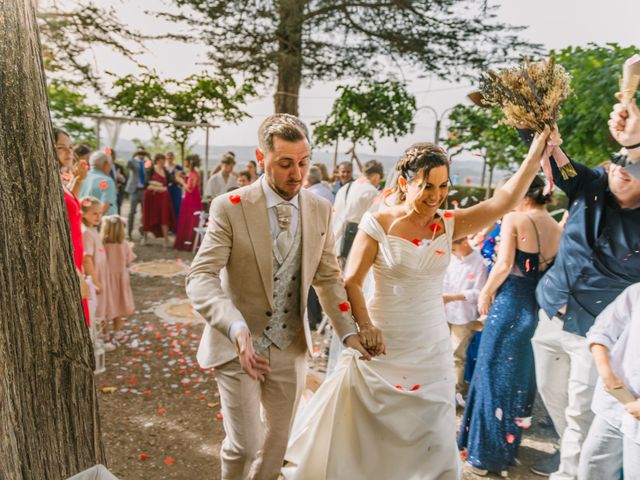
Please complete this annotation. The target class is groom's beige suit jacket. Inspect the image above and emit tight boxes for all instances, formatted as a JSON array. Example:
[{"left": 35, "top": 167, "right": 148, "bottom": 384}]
[{"left": 187, "top": 179, "right": 357, "bottom": 368}]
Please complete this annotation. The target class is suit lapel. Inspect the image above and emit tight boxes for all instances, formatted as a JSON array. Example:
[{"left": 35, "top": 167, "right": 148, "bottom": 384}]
[
  {"left": 299, "top": 190, "right": 315, "bottom": 317},
  {"left": 241, "top": 182, "right": 273, "bottom": 309}
]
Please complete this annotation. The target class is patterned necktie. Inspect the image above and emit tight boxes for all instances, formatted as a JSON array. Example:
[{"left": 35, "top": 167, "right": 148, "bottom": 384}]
[{"left": 275, "top": 203, "right": 293, "bottom": 261}]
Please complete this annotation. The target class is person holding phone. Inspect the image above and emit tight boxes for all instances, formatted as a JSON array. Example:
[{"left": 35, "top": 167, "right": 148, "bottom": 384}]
[{"left": 578, "top": 283, "right": 640, "bottom": 479}]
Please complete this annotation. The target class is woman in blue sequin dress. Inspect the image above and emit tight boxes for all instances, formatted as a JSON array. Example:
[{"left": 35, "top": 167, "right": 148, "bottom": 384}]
[{"left": 458, "top": 176, "right": 563, "bottom": 476}]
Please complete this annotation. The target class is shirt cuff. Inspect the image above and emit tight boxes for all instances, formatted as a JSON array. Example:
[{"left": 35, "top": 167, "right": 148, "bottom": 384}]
[
  {"left": 228, "top": 320, "right": 249, "bottom": 343},
  {"left": 341, "top": 332, "right": 357, "bottom": 344}
]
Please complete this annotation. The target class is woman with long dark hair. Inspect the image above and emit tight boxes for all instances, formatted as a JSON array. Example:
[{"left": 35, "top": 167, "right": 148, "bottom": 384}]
[{"left": 458, "top": 175, "right": 563, "bottom": 476}]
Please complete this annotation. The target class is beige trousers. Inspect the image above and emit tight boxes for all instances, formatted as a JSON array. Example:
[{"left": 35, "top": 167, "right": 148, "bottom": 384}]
[
  {"left": 449, "top": 323, "right": 476, "bottom": 396},
  {"left": 215, "top": 332, "right": 307, "bottom": 480}
]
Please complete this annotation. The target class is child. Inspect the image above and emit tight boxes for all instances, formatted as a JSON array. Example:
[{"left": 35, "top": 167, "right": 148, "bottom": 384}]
[
  {"left": 81, "top": 196, "right": 110, "bottom": 346},
  {"left": 578, "top": 283, "right": 640, "bottom": 479},
  {"left": 101, "top": 215, "right": 135, "bottom": 346},
  {"left": 442, "top": 236, "right": 488, "bottom": 406}
]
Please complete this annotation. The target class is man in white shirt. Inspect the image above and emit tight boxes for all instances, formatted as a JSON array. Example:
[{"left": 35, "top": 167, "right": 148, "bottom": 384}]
[
  {"left": 205, "top": 153, "right": 237, "bottom": 198},
  {"left": 333, "top": 159, "right": 384, "bottom": 263},
  {"left": 306, "top": 166, "right": 334, "bottom": 205},
  {"left": 578, "top": 283, "right": 640, "bottom": 479},
  {"left": 442, "top": 237, "right": 489, "bottom": 403}
]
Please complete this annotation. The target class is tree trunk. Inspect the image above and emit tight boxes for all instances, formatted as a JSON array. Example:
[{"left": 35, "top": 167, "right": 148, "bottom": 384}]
[
  {"left": 0, "top": 2, "right": 104, "bottom": 478},
  {"left": 485, "top": 163, "right": 495, "bottom": 199},
  {"left": 480, "top": 155, "right": 487, "bottom": 188},
  {"left": 274, "top": 0, "right": 304, "bottom": 115}
]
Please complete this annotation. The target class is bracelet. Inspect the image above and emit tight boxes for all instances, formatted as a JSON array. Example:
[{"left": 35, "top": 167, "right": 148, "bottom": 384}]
[{"left": 623, "top": 141, "right": 640, "bottom": 150}]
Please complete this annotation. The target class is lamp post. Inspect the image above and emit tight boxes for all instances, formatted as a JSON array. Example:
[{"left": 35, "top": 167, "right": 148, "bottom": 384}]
[{"left": 415, "top": 105, "right": 455, "bottom": 145}]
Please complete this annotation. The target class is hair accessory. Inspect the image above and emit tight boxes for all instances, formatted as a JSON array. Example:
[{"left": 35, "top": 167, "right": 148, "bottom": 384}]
[{"left": 81, "top": 199, "right": 92, "bottom": 208}]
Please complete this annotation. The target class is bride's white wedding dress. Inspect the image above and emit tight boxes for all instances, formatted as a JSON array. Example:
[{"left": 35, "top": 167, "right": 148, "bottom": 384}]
[{"left": 283, "top": 211, "right": 462, "bottom": 480}]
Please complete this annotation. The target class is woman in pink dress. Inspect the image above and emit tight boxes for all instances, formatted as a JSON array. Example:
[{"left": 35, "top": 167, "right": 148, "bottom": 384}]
[
  {"left": 55, "top": 128, "right": 90, "bottom": 325},
  {"left": 101, "top": 215, "right": 135, "bottom": 345},
  {"left": 142, "top": 153, "right": 176, "bottom": 247},
  {"left": 174, "top": 154, "right": 203, "bottom": 251}
]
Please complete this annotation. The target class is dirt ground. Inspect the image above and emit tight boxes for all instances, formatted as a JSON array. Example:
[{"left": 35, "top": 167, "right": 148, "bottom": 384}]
[{"left": 98, "top": 235, "right": 557, "bottom": 480}]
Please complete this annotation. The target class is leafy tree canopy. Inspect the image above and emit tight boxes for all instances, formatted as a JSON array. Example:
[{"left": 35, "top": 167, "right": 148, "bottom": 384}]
[
  {"left": 47, "top": 81, "right": 101, "bottom": 146},
  {"left": 553, "top": 43, "right": 639, "bottom": 165},
  {"left": 313, "top": 80, "right": 416, "bottom": 163},
  {"left": 38, "top": 1, "right": 149, "bottom": 94},
  {"left": 107, "top": 71, "right": 255, "bottom": 159},
  {"left": 161, "top": 0, "right": 539, "bottom": 114},
  {"left": 445, "top": 104, "right": 526, "bottom": 173}
]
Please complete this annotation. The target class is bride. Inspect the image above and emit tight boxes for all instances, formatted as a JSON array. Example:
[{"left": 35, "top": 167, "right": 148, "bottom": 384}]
[{"left": 282, "top": 130, "right": 550, "bottom": 480}]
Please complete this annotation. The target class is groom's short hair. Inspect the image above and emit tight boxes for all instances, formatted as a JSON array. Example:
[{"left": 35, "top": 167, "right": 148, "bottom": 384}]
[{"left": 258, "top": 114, "right": 309, "bottom": 153}]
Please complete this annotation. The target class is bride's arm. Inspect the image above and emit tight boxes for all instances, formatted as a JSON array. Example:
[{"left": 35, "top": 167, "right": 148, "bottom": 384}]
[
  {"left": 344, "top": 231, "right": 386, "bottom": 355},
  {"left": 452, "top": 127, "right": 549, "bottom": 240}
]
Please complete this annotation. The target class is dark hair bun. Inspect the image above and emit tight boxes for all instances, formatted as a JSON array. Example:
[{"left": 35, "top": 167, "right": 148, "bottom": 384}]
[{"left": 526, "top": 175, "right": 552, "bottom": 205}]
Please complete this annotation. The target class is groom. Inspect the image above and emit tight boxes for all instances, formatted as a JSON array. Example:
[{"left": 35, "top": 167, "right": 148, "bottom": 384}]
[{"left": 186, "top": 114, "right": 371, "bottom": 480}]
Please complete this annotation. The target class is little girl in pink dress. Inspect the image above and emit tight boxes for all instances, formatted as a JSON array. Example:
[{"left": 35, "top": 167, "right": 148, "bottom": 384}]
[
  {"left": 101, "top": 215, "right": 135, "bottom": 346},
  {"left": 81, "top": 197, "right": 108, "bottom": 328}
]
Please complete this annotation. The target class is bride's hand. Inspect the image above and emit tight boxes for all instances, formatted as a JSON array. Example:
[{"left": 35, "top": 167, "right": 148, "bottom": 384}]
[{"left": 358, "top": 323, "right": 386, "bottom": 356}]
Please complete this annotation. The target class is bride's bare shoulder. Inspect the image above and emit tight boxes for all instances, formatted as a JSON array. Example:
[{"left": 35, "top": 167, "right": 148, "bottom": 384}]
[{"left": 372, "top": 206, "right": 403, "bottom": 234}]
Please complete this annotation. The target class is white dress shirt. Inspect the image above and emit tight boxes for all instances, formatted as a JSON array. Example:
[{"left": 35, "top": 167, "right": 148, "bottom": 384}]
[
  {"left": 205, "top": 171, "right": 238, "bottom": 198},
  {"left": 587, "top": 283, "right": 640, "bottom": 444},
  {"left": 442, "top": 249, "right": 489, "bottom": 325},
  {"left": 333, "top": 177, "right": 379, "bottom": 256}
]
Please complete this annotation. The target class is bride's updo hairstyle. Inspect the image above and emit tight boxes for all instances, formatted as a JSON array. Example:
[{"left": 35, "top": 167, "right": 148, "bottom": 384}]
[{"left": 392, "top": 142, "right": 450, "bottom": 204}]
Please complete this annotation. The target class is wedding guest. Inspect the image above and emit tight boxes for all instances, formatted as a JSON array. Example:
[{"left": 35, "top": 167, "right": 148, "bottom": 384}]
[
  {"left": 74, "top": 144, "right": 92, "bottom": 164},
  {"left": 142, "top": 153, "right": 176, "bottom": 247},
  {"left": 125, "top": 149, "right": 148, "bottom": 240},
  {"left": 332, "top": 160, "right": 354, "bottom": 195},
  {"left": 459, "top": 175, "right": 563, "bottom": 476},
  {"left": 109, "top": 149, "right": 127, "bottom": 215},
  {"left": 306, "top": 166, "right": 335, "bottom": 204},
  {"left": 101, "top": 215, "right": 135, "bottom": 347},
  {"left": 442, "top": 236, "right": 488, "bottom": 405},
  {"left": 529, "top": 99, "right": 640, "bottom": 478},
  {"left": 246, "top": 160, "right": 259, "bottom": 183},
  {"left": 175, "top": 155, "right": 203, "bottom": 251},
  {"left": 333, "top": 159, "right": 384, "bottom": 264},
  {"left": 577, "top": 283, "right": 640, "bottom": 479},
  {"left": 236, "top": 170, "right": 252, "bottom": 188},
  {"left": 205, "top": 152, "right": 237, "bottom": 198},
  {"left": 55, "top": 127, "right": 90, "bottom": 325},
  {"left": 79, "top": 151, "right": 117, "bottom": 215},
  {"left": 81, "top": 196, "right": 109, "bottom": 340},
  {"left": 166, "top": 151, "right": 184, "bottom": 220}
]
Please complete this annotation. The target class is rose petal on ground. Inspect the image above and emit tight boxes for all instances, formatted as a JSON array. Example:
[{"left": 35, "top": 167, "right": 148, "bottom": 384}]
[{"left": 164, "top": 456, "right": 175, "bottom": 465}]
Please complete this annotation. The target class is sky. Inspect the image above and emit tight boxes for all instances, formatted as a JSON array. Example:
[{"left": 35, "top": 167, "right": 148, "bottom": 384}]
[{"left": 46, "top": 0, "right": 640, "bottom": 158}]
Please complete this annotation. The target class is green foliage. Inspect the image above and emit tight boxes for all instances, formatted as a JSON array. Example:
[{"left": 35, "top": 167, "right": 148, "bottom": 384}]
[
  {"left": 313, "top": 80, "right": 416, "bottom": 156},
  {"left": 38, "top": 2, "right": 149, "bottom": 94},
  {"left": 445, "top": 104, "right": 526, "bottom": 172},
  {"left": 47, "top": 81, "right": 100, "bottom": 146},
  {"left": 108, "top": 71, "right": 255, "bottom": 159},
  {"left": 160, "top": 0, "right": 539, "bottom": 113},
  {"left": 553, "top": 43, "right": 639, "bottom": 166}
]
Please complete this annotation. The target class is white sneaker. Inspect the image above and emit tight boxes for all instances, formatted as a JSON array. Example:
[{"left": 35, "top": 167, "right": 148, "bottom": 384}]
[{"left": 456, "top": 392, "right": 467, "bottom": 408}]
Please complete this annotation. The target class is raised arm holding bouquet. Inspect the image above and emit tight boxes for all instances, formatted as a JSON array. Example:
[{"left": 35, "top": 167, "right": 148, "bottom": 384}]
[{"left": 481, "top": 57, "right": 574, "bottom": 193}]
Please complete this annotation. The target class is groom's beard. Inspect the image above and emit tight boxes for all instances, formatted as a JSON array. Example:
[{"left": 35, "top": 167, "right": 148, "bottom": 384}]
[{"left": 269, "top": 178, "right": 301, "bottom": 201}]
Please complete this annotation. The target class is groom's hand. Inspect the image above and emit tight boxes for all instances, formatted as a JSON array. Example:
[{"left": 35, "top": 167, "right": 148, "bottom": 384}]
[
  {"left": 344, "top": 335, "right": 372, "bottom": 361},
  {"left": 234, "top": 327, "right": 270, "bottom": 382}
]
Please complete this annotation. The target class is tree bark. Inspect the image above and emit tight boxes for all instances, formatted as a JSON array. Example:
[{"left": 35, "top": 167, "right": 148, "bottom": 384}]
[
  {"left": 274, "top": 0, "right": 305, "bottom": 115},
  {"left": 486, "top": 163, "right": 495, "bottom": 199},
  {"left": 0, "top": 1, "right": 104, "bottom": 478},
  {"left": 480, "top": 155, "right": 487, "bottom": 188}
]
